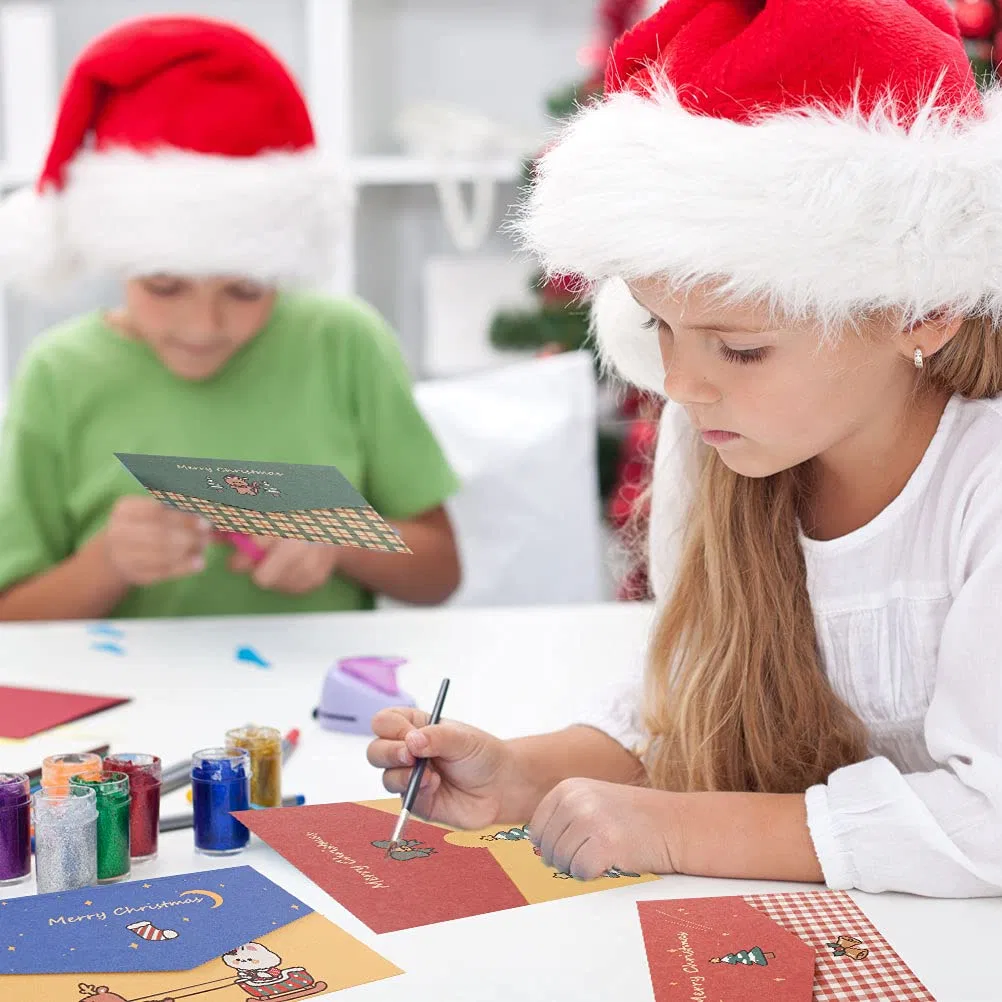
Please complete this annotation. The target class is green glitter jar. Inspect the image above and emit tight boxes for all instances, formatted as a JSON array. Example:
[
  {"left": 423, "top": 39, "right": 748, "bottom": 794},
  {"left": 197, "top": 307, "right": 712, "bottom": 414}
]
[{"left": 70, "top": 771, "right": 130, "bottom": 883}]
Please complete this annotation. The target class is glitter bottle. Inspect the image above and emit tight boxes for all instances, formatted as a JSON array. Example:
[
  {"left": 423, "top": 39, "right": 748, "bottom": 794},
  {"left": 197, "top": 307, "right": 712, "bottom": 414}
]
[
  {"left": 41, "top": 752, "right": 102, "bottom": 794},
  {"left": 191, "top": 747, "right": 250, "bottom": 855},
  {"left": 0, "top": 773, "right": 31, "bottom": 885},
  {"left": 70, "top": 771, "right": 130, "bottom": 882},
  {"left": 32, "top": 785, "right": 98, "bottom": 893},
  {"left": 225, "top": 725, "right": 281, "bottom": 807},
  {"left": 103, "top": 753, "right": 161, "bottom": 861}
]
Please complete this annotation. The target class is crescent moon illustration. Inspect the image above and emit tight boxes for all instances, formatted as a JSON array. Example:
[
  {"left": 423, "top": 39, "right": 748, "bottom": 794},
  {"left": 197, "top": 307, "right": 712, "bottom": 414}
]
[{"left": 179, "top": 889, "right": 224, "bottom": 909}]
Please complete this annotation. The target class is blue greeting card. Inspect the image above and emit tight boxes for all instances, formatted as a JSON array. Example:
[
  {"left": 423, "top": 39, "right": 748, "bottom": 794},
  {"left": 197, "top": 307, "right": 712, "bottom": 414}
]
[{"left": 0, "top": 865, "right": 401, "bottom": 1000}]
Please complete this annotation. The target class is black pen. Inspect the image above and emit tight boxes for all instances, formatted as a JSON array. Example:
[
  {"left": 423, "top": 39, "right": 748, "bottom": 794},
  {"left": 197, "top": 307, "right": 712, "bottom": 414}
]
[{"left": 386, "top": 678, "right": 449, "bottom": 851}]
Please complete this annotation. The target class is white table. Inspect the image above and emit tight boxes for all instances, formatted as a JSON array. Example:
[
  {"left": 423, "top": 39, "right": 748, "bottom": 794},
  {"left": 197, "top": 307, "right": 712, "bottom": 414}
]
[{"left": 1, "top": 603, "right": 999, "bottom": 1001}]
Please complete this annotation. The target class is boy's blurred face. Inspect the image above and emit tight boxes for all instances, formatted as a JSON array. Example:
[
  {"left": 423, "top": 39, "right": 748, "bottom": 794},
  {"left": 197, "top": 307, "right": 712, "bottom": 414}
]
[{"left": 120, "top": 276, "right": 277, "bottom": 380}]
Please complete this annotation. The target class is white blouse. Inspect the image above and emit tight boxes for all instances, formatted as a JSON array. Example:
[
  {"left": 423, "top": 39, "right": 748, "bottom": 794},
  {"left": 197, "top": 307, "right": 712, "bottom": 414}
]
[{"left": 581, "top": 393, "right": 1002, "bottom": 897}]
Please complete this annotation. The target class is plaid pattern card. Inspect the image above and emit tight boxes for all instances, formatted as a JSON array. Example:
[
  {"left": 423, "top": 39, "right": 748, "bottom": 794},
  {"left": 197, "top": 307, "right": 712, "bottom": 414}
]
[
  {"left": 744, "top": 891, "right": 935, "bottom": 1001},
  {"left": 638, "top": 891, "right": 934, "bottom": 1002},
  {"left": 116, "top": 453, "right": 410, "bottom": 553}
]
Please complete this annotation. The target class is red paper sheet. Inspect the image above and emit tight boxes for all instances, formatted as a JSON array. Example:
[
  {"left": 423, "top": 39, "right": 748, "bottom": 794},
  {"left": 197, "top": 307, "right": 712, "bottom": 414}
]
[
  {"left": 638, "top": 891, "right": 935, "bottom": 1002},
  {"left": 0, "top": 685, "right": 129, "bottom": 739},
  {"left": 235, "top": 799, "right": 658, "bottom": 933}
]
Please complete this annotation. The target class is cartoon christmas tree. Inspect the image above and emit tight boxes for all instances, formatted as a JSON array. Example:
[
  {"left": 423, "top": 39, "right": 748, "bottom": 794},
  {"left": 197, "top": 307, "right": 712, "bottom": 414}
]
[{"left": 709, "top": 946, "right": 775, "bottom": 967}]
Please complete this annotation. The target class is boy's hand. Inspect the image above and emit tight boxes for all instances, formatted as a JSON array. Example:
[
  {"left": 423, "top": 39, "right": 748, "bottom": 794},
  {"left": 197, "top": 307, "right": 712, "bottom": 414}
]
[
  {"left": 231, "top": 537, "right": 341, "bottom": 594},
  {"left": 104, "top": 496, "right": 211, "bottom": 586}
]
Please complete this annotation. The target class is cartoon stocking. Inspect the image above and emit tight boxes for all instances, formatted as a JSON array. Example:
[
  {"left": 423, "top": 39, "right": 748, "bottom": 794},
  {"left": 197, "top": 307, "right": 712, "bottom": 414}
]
[{"left": 126, "top": 919, "right": 179, "bottom": 942}]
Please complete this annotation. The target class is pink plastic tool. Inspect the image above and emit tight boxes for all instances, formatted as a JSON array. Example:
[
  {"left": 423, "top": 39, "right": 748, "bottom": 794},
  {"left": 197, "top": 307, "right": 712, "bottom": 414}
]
[{"left": 215, "top": 531, "right": 267, "bottom": 564}]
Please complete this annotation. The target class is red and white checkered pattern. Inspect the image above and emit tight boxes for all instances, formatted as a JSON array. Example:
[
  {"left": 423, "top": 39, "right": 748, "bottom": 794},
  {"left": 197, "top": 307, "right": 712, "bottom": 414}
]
[{"left": 743, "top": 891, "right": 934, "bottom": 1002}]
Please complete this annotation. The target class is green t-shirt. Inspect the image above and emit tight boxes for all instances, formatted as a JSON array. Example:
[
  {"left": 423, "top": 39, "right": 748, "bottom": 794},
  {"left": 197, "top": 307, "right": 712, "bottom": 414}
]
[{"left": 0, "top": 291, "right": 459, "bottom": 617}]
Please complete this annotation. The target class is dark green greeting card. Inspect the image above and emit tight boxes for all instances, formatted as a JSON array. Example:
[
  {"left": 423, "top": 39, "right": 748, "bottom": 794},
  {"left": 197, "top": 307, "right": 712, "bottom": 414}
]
[{"left": 115, "top": 453, "right": 409, "bottom": 553}]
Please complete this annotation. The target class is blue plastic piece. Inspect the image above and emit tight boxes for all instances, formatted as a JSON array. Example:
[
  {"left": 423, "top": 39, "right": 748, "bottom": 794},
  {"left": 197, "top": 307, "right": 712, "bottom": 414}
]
[
  {"left": 87, "top": 622, "right": 124, "bottom": 638},
  {"left": 90, "top": 642, "right": 125, "bottom": 655},
  {"left": 236, "top": 645, "right": 270, "bottom": 668}
]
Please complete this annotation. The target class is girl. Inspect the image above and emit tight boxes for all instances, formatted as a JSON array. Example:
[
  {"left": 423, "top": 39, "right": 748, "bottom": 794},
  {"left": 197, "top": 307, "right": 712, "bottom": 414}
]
[
  {"left": 0, "top": 16, "right": 460, "bottom": 620},
  {"left": 369, "top": 0, "right": 1002, "bottom": 897}
]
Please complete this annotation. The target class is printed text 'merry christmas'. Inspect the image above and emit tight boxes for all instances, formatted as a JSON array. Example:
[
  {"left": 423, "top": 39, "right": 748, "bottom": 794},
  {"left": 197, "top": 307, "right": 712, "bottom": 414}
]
[
  {"left": 176, "top": 464, "right": 285, "bottom": 476},
  {"left": 48, "top": 896, "right": 208, "bottom": 925},
  {"left": 306, "top": 832, "right": 388, "bottom": 888},
  {"left": 677, "top": 931, "right": 707, "bottom": 1001}
]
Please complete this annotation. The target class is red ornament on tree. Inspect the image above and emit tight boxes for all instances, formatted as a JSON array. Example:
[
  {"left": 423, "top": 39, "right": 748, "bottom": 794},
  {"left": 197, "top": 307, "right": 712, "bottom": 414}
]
[
  {"left": 579, "top": 0, "right": 649, "bottom": 87},
  {"left": 954, "top": 0, "right": 997, "bottom": 40}
]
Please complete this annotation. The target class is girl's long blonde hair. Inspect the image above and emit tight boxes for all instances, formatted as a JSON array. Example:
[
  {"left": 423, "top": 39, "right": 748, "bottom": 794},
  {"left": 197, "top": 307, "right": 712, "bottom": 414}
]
[{"left": 641, "top": 315, "right": 1002, "bottom": 794}]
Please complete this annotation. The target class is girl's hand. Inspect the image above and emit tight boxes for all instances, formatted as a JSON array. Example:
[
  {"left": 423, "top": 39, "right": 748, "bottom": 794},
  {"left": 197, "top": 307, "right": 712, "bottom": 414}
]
[
  {"left": 104, "top": 496, "right": 211, "bottom": 586},
  {"left": 366, "top": 707, "right": 515, "bottom": 830},
  {"left": 231, "top": 537, "right": 341, "bottom": 594},
  {"left": 528, "top": 778, "right": 681, "bottom": 879}
]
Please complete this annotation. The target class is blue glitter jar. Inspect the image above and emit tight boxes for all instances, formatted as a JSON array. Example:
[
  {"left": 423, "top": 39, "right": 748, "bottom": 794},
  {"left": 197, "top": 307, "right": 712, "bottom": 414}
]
[{"left": 190, "top": 747, "right": 251, "bottom": 855}]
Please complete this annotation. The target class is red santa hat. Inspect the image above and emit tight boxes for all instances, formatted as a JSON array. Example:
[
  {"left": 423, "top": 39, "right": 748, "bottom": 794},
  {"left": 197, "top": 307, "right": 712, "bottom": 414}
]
[
  {"left": 518, "top": 0, "right": 1001, "bottom": 394},
  {"left": 0, "top": 15, "right": 345, "bottom": 293}
]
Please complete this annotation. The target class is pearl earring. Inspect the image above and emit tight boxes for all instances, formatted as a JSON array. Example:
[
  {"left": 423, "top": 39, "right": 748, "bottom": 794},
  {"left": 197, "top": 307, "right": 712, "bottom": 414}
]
[{"left": 913, "top": 347, "right": 924, "bottom": 369}]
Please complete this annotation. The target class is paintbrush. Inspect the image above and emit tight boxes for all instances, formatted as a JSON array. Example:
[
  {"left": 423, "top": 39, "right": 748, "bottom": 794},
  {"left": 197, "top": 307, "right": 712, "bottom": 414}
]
[{"left": 385, "top": 677, "right": 449, "bottom": 853}]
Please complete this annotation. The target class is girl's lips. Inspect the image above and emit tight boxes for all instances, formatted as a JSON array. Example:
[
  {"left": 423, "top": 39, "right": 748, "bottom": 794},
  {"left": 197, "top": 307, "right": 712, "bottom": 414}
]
[{"left": 701, "top": 429, "right": 740, "bottom": 445}]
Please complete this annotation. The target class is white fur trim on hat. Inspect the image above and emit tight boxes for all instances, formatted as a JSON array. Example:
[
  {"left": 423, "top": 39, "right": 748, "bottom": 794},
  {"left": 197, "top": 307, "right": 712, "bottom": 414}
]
[
  {"left": 518, "top": 81, "right": 1002, "bottom": 341},
  {"left": 590, "top": 277, "right": 666, "bottom": 395},
  {"left": 0, "top": 146, "right": 349, "bottom": 293}
]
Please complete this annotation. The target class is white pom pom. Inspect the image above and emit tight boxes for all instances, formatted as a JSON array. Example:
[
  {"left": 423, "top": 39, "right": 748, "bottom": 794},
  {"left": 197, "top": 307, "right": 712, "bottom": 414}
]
[
  {"left": 589, "top": 277, "right": 666, "bottom": 395},
  {"left": 0, "top": 186, "right": 76, "bottom": 295}
]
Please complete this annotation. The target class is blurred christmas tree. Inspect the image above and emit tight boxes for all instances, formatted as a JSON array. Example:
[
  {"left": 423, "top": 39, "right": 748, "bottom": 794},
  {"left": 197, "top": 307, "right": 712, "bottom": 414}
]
[
  {"left": 951, "top": 0, "right": 1002, "bottom": 84},
  {"left": 489, "top": 0, "right": 648, "bottom": 504}
]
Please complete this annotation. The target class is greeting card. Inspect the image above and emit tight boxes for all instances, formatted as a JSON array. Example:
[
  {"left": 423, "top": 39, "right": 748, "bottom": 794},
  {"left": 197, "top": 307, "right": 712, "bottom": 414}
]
[
  {"left": 0, "top": 865, "right": 401, "bottom": 1000},
  {"left": 116, "top": 453, "right": 409, "bottom": 552},
  {"left": 638, "top": 891, "right": 935, "bottom": 1001},
  {"left": 234, "top": 797, "right": 659, "bottom": 933}
]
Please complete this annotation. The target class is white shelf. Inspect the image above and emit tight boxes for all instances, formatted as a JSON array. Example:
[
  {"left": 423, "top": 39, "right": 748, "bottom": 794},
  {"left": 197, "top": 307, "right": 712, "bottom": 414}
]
[
  {"left": 0, "top": 157, "right": 525, "bottom": 191},
  {"left": 0, "top": 163, "right": 34, "bottom": 190},
  {"left": 350, "top": 154, "right": 524, "bottom": 186}
]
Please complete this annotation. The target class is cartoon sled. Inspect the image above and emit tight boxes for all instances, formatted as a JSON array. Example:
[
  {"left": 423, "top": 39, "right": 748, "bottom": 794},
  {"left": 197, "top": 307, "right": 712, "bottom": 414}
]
[{"left": 231, "top": 967, "right": 328, "bottom": 999}]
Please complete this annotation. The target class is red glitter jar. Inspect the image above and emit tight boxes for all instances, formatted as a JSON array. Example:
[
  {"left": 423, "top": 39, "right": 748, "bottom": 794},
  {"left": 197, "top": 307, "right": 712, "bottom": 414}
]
[{"left": 103, "top": 753, "right": 161, "bottom": 861}]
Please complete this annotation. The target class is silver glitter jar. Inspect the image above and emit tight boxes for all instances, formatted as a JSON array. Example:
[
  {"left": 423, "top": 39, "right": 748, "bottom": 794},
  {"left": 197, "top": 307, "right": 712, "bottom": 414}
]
[{"left": 32, "top": 785, "right": 97, "bottom": 893}]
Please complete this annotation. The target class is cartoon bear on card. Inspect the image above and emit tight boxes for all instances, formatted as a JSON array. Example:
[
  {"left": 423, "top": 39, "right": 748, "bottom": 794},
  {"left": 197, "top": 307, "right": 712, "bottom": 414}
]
[{"left": 221, "top": 941, "right": 327, "bottom": 997}]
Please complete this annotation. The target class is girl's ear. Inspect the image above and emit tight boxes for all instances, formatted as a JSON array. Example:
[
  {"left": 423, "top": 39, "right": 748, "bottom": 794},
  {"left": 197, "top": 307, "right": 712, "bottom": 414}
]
[{"left": 900, "top": 310, "right": 965, "bottom": 362}]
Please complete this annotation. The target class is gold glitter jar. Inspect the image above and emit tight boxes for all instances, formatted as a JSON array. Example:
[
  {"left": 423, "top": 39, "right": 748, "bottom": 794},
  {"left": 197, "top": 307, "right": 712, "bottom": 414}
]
[{"left": 225, "top": 724, "right": 281, "bottom": 808}]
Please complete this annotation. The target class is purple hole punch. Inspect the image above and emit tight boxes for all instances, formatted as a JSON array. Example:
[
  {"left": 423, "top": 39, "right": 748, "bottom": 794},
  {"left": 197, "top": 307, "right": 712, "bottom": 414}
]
[{"left": 313, "top": 657, "right": 416, "bottom": 735}]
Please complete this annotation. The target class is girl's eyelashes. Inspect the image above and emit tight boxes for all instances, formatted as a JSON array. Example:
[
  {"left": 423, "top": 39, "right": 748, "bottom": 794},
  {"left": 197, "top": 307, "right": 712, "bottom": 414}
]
[
  {"left": 643, "top": 314, "right": 769, "bottom": 364},
  {"left": 718, "top": 343, "right": 769, "bottom": 364}
]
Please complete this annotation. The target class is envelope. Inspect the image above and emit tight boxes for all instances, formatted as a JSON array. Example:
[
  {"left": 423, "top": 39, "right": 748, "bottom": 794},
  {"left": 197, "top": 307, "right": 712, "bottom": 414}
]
[
  {"left": 0, "top": 864, "right": 401, "bottom": 1000},
  {"left": 115, "top": 452, "right": 410, "bottom": 552},
  {"left": 638, "top": 891, "right": 935, "bottom": 1001},
  {"left": 234, "top": 797, "right": 659, "bottom": 933}
]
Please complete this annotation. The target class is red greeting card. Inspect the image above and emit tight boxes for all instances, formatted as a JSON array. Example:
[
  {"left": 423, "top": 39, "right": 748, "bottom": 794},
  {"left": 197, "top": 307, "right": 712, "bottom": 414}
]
[
  {"left": 234, "top": 798, "right": 659, "bottom": 933},
  {"left": 0, "top": 685, "right": 128, "bottom": 739},
  {"left": 639, "top": 897, "right": 815, "bottom": 1001},
  {"left": 638, "top": 891, "right": 935, "bottom": 1002}
]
